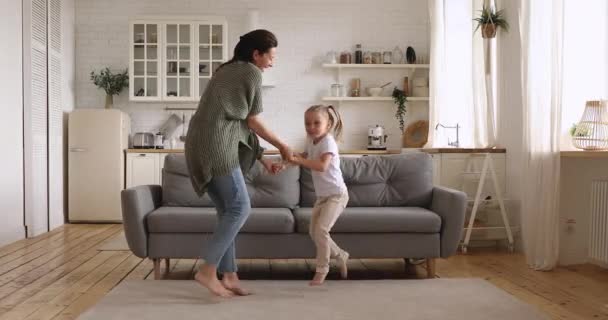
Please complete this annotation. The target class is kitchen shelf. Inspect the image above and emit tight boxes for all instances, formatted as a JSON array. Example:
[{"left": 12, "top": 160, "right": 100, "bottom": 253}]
[
  {"left": 323, "top": 63, "right": 430, "bottom": 69},
  {"left": 322, "top": 96, "right": 429, "bottom": 102}
]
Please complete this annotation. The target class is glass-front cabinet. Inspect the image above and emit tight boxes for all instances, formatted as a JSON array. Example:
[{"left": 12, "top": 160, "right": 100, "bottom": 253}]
[{"left": 130, "top": 18, "right": 227, "bottom": 102}]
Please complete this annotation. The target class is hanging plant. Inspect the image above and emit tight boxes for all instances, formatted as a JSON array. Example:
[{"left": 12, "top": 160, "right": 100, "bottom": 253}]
[
  {"left": 473, "top": 6, "right": 509, "bottom": 38},
  {"left": 392, "top": 87, "right": 408, "bottom": 133}
]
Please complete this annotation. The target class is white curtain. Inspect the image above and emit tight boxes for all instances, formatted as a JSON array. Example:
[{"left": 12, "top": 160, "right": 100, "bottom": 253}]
[
  {"left": 428, "top": 0, "right": 496, "bottom": 148},
  {"left": 427, "top": 0, "right": 447, "bottom": 148},
  {"left": 472, "top": 0, "right": 497, "bottom": 147},
  {"left": 519, "top": 0, "right": 564, "bottom": 270}
]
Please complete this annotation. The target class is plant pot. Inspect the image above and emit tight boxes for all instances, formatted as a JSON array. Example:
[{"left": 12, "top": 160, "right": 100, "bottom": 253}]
[
  {"left": 481, "top": 23, "right": 497, "bottom": 38},
  {"left": 105, "top": 94, "right": 114, "bottom": 109}
]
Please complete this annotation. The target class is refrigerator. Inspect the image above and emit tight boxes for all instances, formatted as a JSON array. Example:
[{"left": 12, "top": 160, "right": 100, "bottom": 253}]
[{"left": 68, "top": 109, "right": 130, "bottom": 222}]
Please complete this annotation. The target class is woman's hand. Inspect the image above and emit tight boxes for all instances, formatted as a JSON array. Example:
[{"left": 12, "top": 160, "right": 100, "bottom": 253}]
[
  {"left": 279, "top": 144, "right": 294, "bottom": 163},
  {"left": 260, "top": 157, "right": 284, "bottom": 175},
  {"left": 290, "top": 153, "right": 304, "bottom": 165}
]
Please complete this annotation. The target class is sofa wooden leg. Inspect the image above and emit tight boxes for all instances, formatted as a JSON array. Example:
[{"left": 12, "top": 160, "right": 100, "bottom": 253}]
[
  {"left": 153, "top": 258, "right": 161, "bottom": 280},
  {"left": 164, "top": 258, "right": 170, "bottom": 274},
  {"left": 426, "top": 258, "right": 436, "bottom": 279}
]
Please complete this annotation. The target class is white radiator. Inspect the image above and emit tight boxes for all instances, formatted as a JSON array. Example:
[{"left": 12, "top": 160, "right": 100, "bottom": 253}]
[{"left": 589, "top": 180, "right": 608, "bottom": 267}]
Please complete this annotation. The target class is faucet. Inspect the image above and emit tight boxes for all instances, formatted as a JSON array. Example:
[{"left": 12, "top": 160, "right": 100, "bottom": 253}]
[{"left": 435, "top": 123, "right": 460, "bottom": 148}]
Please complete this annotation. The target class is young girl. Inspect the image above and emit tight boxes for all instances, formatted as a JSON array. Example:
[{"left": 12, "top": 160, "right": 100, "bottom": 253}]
[{"left": 290, "top": 105, "right": 349, "bottom": 286}]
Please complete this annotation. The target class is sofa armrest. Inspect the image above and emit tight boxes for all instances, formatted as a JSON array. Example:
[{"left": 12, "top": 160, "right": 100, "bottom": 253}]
[
  {"left": 121, "top": 185, "right": 162, "bottom": 258},
  {"left": 430, "top": 186, "right": 467, "bottom": 258}
]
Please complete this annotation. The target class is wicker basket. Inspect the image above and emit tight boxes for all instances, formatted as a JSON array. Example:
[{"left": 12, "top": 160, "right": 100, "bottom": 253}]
[{"left": 572, "top": 100, "right": 608, "bottom": 150}]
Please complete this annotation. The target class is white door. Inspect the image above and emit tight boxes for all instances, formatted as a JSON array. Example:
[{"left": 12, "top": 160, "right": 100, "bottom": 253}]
[
  {"left": 0, "top": 0, "right": 26, "bottom": 246},
  {"left": 126, "top": 153, "right": 159, "bottom": 188}
]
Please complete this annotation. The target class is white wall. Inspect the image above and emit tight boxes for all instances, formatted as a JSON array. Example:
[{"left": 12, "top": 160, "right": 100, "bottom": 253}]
[
  {"left": 0, "top": 0, "right": 25, "bottom": 245},
  {"left": 74, "top": 0, "right": 430, "bottom": 150},
  {"left": 496, "top": 0, "right": 523, "bottom": 240}
]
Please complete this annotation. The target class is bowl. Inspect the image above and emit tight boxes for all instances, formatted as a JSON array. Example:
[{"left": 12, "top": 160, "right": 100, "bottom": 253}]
[{"left": 366, "top": 87, "right": 383, "bottom": 96}]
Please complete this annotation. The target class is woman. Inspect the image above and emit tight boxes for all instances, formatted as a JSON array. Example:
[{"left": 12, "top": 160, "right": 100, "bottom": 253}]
[{"left": 185, "top": 29, "right": 292, "bottom": 298}]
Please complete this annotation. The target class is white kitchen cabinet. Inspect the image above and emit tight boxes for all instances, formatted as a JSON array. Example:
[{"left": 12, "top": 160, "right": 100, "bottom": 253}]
[
  {"left": 126, "top": 153, "right": 160, "bottom": 188},
  {"left": 130, "top": 17, "right": 228, "bottom": 102}
]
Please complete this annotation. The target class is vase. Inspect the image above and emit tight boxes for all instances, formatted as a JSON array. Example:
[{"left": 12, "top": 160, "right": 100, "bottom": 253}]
[
  {"left": 105, "top": 94, "right": 114, "bottom": 109},
  {"left": 572, "top": 100, "right": 608, "bottom": 150},
  {"left": 481, "top": 23, "right": 497, "bottom": 38}
]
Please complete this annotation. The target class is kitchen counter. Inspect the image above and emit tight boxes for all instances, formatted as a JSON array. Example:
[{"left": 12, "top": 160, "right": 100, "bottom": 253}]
[
  {"left": 126, "top": 149, "right": 403, "bottom": 155},
  {"left": 424, "top": 148, "right": 506, "bottom": 154}
]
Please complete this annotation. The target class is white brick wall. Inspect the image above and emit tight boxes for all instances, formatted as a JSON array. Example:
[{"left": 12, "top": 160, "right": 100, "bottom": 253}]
[{"left": 76, "top": 0, "right": 429, "bottom": 150}]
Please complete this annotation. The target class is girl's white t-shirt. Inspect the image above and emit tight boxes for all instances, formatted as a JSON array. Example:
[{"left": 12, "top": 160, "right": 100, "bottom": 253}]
[{"left": 305, "top": 135, "right": 347, "bottom": 197}]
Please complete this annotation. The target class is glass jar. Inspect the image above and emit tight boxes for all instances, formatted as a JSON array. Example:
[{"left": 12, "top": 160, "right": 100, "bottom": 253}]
[
  {"left": 339, "top": 51, "right": 352, "bottom": 64},
  {"left": 325, "top": 51, "right": 338, "bottom": 64},
  {"left": 350, "top": 78, "right": 361, "bottom": 97},
  {"left": 354, "top": 44, "right": 363, "bottom": 64},
  {"left": 392, "top": 46, "right": 404, "bottom": 64},
  {"left": 371, "top": 51, "right": 382, "bottom": 64},
  {"left": 363, "top": 51, "right": 372, "bottom": 64},
  {"left": 331, "top": 84, "right": 344, "bottom": 97},
  {"left": 383, "top": 51, "right": 392, "bottom": 64}
]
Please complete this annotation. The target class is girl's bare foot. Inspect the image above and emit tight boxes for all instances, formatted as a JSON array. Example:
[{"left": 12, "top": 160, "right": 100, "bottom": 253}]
[
  {"left": 194, "top": 265, "right": 234, "bottom": 298},
  {"left": 337, "top": 252, "right": 349, "bottom": 279},
  {"left": 309, "top": 272, "right": 327, "bottom": 286},
  {"left": 221, "top": 272, "right": 252, "bottom": 296}
]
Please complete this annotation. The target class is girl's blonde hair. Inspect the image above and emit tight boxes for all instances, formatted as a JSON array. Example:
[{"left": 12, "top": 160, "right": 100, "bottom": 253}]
[{"left": 305, "top": 104, "right": 343, "bottom": 140}]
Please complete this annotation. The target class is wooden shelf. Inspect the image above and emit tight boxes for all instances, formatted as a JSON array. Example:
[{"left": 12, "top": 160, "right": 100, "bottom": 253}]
[
  {"left": 322, "top": 96, "right": 429, "bottom": 102},
  {"left": 322, "top": 63, "right": 430, "bottom": 69}
]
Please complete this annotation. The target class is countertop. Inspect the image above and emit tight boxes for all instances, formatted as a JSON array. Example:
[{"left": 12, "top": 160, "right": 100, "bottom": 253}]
[
  {"left": 126, "top": 148, "right": 507, "bottom": 154},
  {"left": 420, "top": 147, "right": 506, "bottom": 154},
  {"left": 561, "top": 150, "right": 608, "bottom": 158}
]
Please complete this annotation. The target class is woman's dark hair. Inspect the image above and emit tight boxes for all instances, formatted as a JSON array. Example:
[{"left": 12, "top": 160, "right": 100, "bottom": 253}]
[{"left": 219, "top": 29, "right": 277, "bottom": 69}]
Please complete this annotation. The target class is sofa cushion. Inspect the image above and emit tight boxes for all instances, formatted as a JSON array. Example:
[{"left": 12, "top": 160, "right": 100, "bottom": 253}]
[
  {"left": 300, "top": 153, "right": 433, "bottom": 208},
  {"left": 147, "top": 206, "right": 295, "bottom": 233},
  {"left": 293, "top": 207, "right": 441, "bottom": 233},
  {"left": 162, "top": 154, "right": 300, "bottom": 208}
]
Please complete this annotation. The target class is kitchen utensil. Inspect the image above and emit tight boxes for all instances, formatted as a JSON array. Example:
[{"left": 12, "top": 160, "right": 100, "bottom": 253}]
[
  {"left": 367, "top": 125, "right": 388, "bottom": 150},
  {"left": 403, "top": 120, "right": 429, "bottom": 148},
  {"left": 132, "top": 132, "right": 154, "bottom": 149},
  {"left": 159, "top": 113, "right": 183, "bottom": 139},
  {"left": 366, "top": 87, "right": 383, "bottom": 96},
  {"left": 154, "top": 132, "right": 164, "bottom": 149},
  {"left": 179, "top": 113, "right": 187, "bottom": 142},
  {"left": 379, "top": 81, "right": 392, "bottom": 88}
]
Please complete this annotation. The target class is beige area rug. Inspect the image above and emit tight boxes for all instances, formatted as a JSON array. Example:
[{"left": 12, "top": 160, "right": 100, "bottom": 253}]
[
  {"left": 78, "top": 279, "right": 548, "bottom": 320},
  {"left": 97, "top": 231, "right": 129, "bottom": 251}
]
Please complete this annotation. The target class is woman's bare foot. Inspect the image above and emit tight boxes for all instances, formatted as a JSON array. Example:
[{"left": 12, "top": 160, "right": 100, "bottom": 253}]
[
  {"left": 194, "top": 265, "right": 234, "bottom": 298},
  {"left": 309, "top": 272, "right": 328, "bottom": 286},
  {"left": 336, "top": 252, "right": 349, "bottom": 279},
  {"left": 221, "top": 272, "right": 251, "bottom": 296}
]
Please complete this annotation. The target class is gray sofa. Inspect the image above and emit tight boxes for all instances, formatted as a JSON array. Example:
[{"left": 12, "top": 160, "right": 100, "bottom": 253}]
[{"left": 121, "top": 153, "right": 466, "bottom": 279}]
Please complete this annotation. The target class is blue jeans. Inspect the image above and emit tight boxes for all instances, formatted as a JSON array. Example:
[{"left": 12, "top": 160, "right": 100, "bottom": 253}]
[{"left": 204, "top": 167, "right": 251, "bottom": 273}]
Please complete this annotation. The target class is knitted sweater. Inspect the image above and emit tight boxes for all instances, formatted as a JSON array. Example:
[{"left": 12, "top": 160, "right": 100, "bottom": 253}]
[{"left": 185, "top": 61, "right": 264, "bottom": 196}]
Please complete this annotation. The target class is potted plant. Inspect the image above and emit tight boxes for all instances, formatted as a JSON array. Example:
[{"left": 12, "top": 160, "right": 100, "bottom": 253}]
[
  {"left": 392, "top": 87, "right": 408, "bottom": 133},
  {"left": 90, "top": 67, "right": 129, "bottom": 109},
  {"left": 474, "top": 6, "right": 509, "bottom": 38}
]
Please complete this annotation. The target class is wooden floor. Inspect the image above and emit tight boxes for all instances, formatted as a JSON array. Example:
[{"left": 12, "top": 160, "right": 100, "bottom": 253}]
[{"left": 0, "top": 224, "right": 606, "bottom": 320}]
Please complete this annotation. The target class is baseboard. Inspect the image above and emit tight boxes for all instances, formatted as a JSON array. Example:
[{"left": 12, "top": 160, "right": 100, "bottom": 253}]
[{"left": 0, "top": 227, "right": 25, "bottom": 247}]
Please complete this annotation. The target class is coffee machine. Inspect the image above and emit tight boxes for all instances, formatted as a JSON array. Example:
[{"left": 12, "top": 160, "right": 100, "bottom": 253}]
[{"left": 367, "top": 125, "right": 388, "bottom": 150}]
